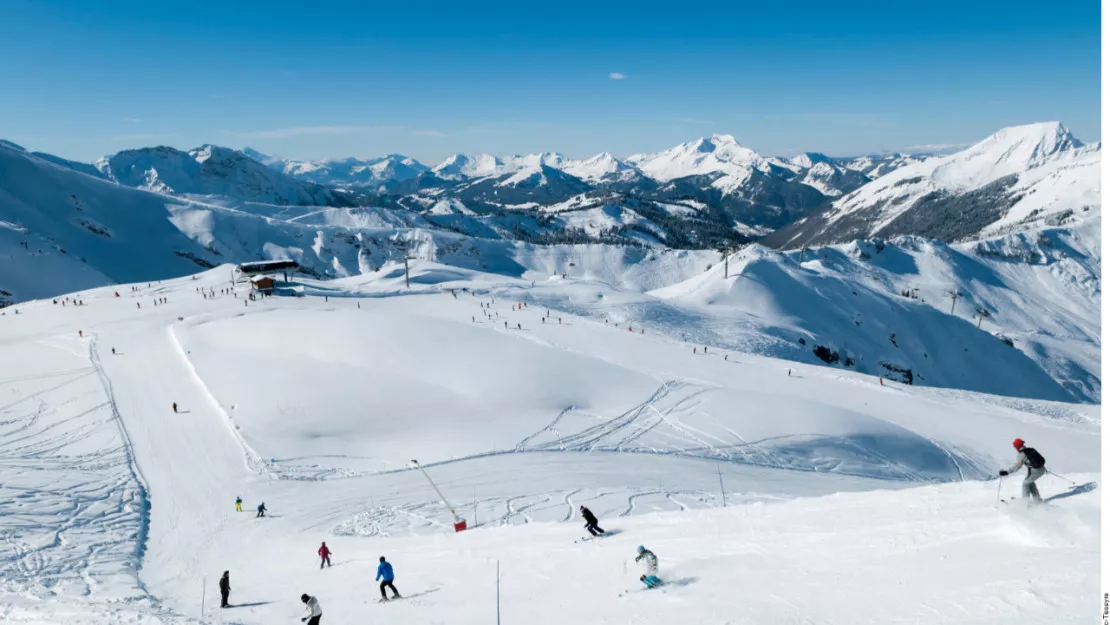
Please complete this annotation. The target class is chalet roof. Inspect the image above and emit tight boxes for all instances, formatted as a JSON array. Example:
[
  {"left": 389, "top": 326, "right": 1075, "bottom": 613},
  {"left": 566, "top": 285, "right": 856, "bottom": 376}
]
[{"left": 238, "top": 260, "right": 298, "bottom": 274}]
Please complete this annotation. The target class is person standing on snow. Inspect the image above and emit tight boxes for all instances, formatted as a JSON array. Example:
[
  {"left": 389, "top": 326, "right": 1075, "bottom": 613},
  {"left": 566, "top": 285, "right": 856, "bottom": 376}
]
[
  {"left": 235, "top": 496, "right": 242, "bottom": 512},
  {"left": 635, "top": 545, "right": 662, "bottom": 588},
  {"left": 376, "top": 556, "right": 401, "bottom": 601},
  {"left": 300, "top": 593, "right": 322, "bottom": 624},
  {"left": 318, "top": 542, "right": 331, "bottom": 568},
  {"left": 172, "top": 402, "right": 178, "bottom": 413},
  {"left": 219, "top": 571, "right": 231, "bottom": 608},
  {"left": 999, "top": 438, "right": 1046, "bottom": 503},
  {"left": 257, "top": 502, "right": 267, "bottom": 517},
  {"left": 580, "top": 505, "right": 604, "bottom": 536}
]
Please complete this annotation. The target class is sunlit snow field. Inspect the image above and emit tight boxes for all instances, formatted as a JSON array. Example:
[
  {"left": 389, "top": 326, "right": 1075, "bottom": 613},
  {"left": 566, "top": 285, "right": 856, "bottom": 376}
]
[{"left": 0, "top": 260, "right": 1098, "bottom": 624}]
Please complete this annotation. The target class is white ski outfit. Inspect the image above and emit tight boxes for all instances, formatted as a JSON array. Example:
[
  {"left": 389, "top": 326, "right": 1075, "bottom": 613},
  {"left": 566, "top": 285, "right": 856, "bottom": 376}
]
[
  {"left": 1005, "top": 448, "right": 1045, "bottom": 501},
  {"left": 303, "top": 595, "right": 322, "bottom": 624}
]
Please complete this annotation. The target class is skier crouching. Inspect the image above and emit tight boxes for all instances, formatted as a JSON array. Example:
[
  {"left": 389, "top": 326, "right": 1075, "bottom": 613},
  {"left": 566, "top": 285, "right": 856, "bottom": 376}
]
[
  {"left": 635, "top": 545, "right": 662, "bottom": 588},
  {"left": 580, "top": 505, "right": 605, "bottom": 537},
  {"left": 300, "top": 593, "right": 323, "bottom": 624}
]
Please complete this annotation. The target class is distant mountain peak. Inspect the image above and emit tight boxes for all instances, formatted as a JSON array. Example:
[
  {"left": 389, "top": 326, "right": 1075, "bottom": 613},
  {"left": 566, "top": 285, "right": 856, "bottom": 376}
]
[
  {"left": 766, "top": 120, "right": 1099, "bottom": 250},
  {"left": 0, "top": 139, "right": 26, "bottom": 153},
  {"left": 790, "top": 152, "right": 834, "bottom": 169},
  {"left": 969, "top": 121, "right": 1082, "bottom": 165},
  {"left": 189, "top": 144, "right": 251, "bottom": 164},
  {"left": 629, "top": 134, "right": 763, "bottom": 182}
]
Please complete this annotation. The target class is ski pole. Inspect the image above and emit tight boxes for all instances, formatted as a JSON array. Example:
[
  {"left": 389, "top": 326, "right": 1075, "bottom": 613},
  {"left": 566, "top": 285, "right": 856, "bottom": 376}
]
[
  {"left": 995, "top": 477, "right": 1002, "bottom": 506},
  {"left": 1046, "top": 469, "right": 1076, "bottom": 485}
]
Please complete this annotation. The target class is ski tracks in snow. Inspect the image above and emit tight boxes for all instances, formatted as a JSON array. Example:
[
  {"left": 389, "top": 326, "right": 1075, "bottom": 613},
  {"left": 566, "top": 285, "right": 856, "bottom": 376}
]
[{"left": 0, "top": 336, "right": 197, "bottom": 623}]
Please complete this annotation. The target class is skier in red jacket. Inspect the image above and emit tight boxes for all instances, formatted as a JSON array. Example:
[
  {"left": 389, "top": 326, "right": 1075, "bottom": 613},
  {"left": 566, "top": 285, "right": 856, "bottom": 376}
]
[{"left": 318, "top": 542, "right": 331, "bottom": 569}]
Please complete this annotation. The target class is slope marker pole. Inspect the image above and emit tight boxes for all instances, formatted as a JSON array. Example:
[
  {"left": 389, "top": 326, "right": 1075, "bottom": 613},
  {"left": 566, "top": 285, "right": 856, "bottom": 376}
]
[{"left": 717, "top": 464, "right": 726, "bottom": 508}]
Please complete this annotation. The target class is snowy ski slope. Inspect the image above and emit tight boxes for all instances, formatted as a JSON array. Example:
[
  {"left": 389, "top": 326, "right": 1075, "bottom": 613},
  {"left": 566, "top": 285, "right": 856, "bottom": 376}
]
[{"left": 0, "top": 262, "right": 1098, "bottom": 624}]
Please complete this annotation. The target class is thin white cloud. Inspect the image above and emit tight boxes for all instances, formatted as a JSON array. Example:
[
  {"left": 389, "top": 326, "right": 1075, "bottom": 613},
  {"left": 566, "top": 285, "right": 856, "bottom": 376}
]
[
  {"left": 120, "top": 116, "right": 142, "bottom": 123},
  {"left": 412, "top": 129, "right": 448, "bottom": 137},
  {"left": 903, "top": 142, "right": 971, "bottom": 153},
  {"left": 234, "top": 125, "right": 404, "bottom": 139},
  {"left": 609, "top": 72, "right": 627, "bottom": 80}
]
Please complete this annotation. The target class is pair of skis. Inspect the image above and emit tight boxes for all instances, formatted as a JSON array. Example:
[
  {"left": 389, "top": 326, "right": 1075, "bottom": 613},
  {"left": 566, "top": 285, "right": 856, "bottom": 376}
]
[
  {"left": 618, "top": 581, "right": 665, "bottom": 597},
  {"left": 575, "top": 533, "right": 609, "bottom": 544}
]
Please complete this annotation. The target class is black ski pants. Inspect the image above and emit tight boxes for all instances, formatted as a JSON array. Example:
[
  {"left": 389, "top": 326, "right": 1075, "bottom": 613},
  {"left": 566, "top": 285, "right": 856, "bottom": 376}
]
[{"left": 380, "top": 580, "right": 399, "bottom": 598}]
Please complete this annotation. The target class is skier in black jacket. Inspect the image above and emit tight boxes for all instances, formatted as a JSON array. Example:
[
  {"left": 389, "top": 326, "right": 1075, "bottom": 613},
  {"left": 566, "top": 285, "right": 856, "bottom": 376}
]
[
  {"left": 219, "top": 571, "right": 230, "bottom": 608},
  {"left": 580, "top": 505, "right": 605, "bottom": 536}
]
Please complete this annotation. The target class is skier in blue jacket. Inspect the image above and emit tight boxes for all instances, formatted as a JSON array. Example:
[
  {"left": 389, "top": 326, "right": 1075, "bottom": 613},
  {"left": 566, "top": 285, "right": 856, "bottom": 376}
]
[{"left": 376, "top": 556, "right": 401, "bottom": 601}]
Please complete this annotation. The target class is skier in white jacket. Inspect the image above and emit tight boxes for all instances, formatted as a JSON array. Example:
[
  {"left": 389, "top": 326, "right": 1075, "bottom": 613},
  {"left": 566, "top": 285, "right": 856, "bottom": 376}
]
[
  {"left": 635, "top": 545, "right": 662, "bottom": 588},
  {"left": 300, "top": 593, "right": 322, "bottom": 625}
]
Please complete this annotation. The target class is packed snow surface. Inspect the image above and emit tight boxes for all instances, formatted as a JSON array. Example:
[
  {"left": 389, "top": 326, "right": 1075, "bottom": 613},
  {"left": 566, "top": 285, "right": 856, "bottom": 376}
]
[{"left": 0, "top": 261, "right": 1098, "bottom": 624}]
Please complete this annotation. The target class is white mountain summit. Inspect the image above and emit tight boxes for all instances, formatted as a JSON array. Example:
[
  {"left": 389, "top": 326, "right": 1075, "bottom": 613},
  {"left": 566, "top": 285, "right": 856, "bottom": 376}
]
[
  {"left": 627, "top": 134, "right": 770, "bottom": 182},
  {"left": 766, "top": 121, "right": 1100, "bottom": 247}
]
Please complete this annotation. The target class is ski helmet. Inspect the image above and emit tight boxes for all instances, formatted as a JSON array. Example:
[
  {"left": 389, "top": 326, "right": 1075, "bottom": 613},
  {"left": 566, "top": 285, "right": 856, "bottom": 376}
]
[
  {"left": 301, "top": 594, "right": 310, "bottom": 603},
  {"left": 637, "top": 545, "right": 645, "bottom": 554},
  {"left": 1012, "top": 438, "right": 1025, "bottom": 450}
]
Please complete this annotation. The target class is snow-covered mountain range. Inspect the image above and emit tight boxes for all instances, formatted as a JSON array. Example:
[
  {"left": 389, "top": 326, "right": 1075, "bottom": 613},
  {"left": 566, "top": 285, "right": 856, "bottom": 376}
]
[
  {"left": 93, "top": 145, "right": 365, "bottom": 207},
  {"left": 766, "top": 122, "right": 1100, "bottom": 247},
  {"left": 0, "top": 125, "right": 1100, "bottom": 402},
  {"left": 241, "top": 134, "right": 933, "bottom": 235},
  {"left": 4, "top": 121, "right": 1098, "bottom": 259},
  {"left": 244, "top": 149, "right": 429, "bottom": 189},
  {"left": 12, "top": 123, "right": 1095, "bottom": 251}
]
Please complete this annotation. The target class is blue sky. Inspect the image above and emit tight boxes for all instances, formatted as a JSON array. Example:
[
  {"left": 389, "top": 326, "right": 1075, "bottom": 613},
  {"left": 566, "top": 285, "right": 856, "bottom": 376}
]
[{"left": 1, "top": 0, "right": 1100, "bottom": 164}]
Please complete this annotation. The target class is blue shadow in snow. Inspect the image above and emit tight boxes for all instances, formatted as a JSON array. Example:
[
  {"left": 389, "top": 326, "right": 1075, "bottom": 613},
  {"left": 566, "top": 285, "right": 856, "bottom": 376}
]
[{"left": 1044, "top": 481, "right": 1097, "bottom": 503}]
